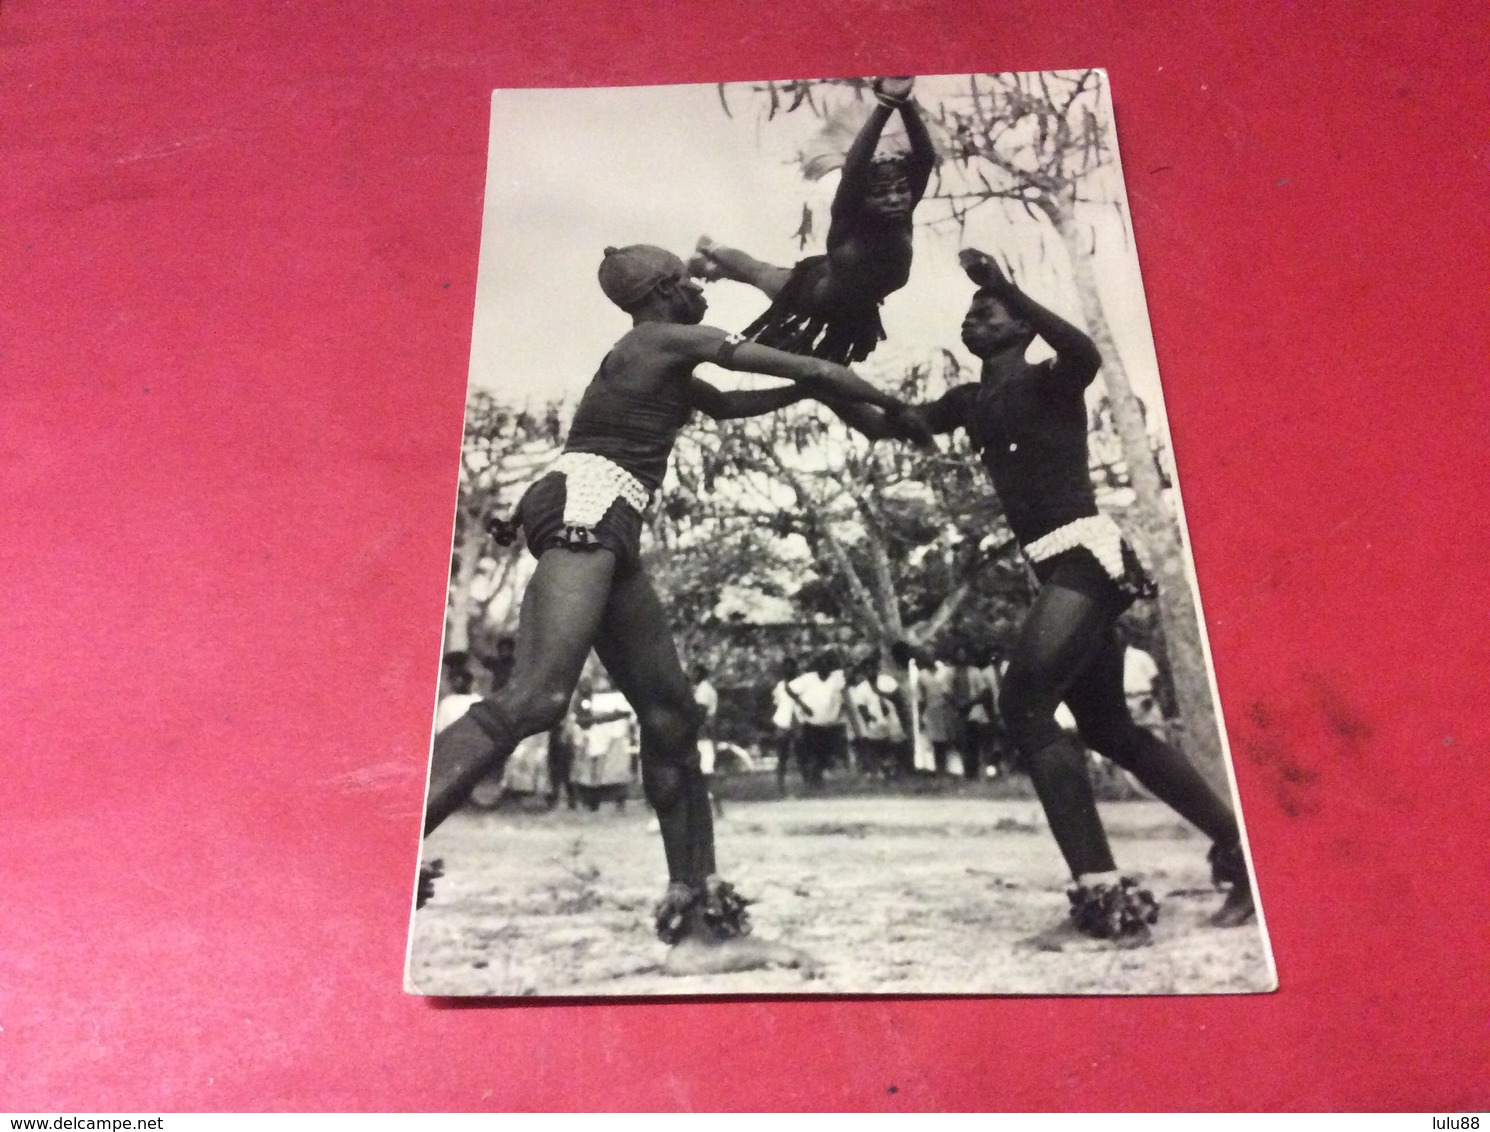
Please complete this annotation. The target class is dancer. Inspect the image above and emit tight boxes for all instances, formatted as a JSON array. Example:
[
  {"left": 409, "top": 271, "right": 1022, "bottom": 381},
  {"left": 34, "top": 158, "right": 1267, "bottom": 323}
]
[
  {"left": 689, "top": 76, "right": 936, "bottom": 364},
  {"left": 418, "top": 244, "right": 925, "bottom": 974},
  {"left": 834, "top": 247, "right": 1256, "bottom": 947}
]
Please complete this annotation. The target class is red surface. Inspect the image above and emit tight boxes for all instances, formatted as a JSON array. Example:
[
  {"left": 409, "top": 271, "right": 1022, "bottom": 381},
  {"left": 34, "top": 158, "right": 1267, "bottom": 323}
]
[{"left": 2, "top": 0, "right": 1487, "bottom": 1112}]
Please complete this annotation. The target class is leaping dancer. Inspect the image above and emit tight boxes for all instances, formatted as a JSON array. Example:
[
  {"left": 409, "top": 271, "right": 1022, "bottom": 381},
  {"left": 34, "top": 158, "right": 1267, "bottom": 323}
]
[
  {"left": 835, "top": 247, "right": 1256, "bottom": 948},
  {"left": 689, "top": 76, "right": 936, "bottom": 364},
  {"left": 418, "top": 244, "right": 929, "bottom": 975}
]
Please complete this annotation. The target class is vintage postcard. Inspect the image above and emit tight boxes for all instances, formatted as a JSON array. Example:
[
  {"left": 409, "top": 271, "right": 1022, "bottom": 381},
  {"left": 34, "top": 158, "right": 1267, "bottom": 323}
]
[{"left": 405, "top": 71, "right": 1276, "bottom": 996}]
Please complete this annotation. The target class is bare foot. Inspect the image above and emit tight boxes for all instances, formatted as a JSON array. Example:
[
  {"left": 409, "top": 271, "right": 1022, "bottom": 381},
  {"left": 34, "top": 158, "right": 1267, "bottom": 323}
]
[
  {"left": 662, "top": 935, "right": 819, "bottom": 977},
  {"left": 1206, "top": 843, "right": 1256, "bottom": 927},
  {"left": 1207, "top": 883, "right": 1256, "bottom": 928}
]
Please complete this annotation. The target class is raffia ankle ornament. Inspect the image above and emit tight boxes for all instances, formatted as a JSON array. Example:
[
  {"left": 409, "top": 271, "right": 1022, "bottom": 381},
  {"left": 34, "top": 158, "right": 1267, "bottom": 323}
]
[
  {"left": 1068, "top": 877, "right": 1160, "bottom": 945},
  {"left": 698, "top": 875, "right": 753, "bottom": 940},
  {"left": 653, "top": 882, "right": 698, "bottom": 946},
  {"left": 652, "top": 877, "right": 754, "bottom": 945}
]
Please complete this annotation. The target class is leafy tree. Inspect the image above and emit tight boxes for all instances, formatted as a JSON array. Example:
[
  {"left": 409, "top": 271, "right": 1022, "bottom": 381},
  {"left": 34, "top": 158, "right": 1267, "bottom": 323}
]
[
  {"left": 657, "top": 359, "right": 1028, "bottom": 660},
  {"left": 445, "top": 391, "right": 563, "bottom": 652}
]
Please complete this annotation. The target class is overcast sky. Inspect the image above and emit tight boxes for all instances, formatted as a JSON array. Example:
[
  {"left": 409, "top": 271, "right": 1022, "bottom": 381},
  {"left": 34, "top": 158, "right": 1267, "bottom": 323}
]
[{"left": 468, "top": 75, "right": 1171, "bottom": 433}]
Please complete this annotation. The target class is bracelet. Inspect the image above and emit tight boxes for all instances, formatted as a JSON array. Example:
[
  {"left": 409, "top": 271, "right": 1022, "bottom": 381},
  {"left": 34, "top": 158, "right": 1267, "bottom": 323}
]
[{"left": 716, "top": 331, "right": 745, "bottom": 367}]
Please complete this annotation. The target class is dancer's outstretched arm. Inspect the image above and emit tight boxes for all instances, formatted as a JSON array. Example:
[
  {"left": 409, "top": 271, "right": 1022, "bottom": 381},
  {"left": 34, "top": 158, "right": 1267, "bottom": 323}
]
[
  {"left": 649, "top": 324, "right": 906, "bottom": 412},
  {"left": 687, "top": 378, "right": 808, "bottom": 420},
  {"left": 960, "top": 248, "right": 1102, "bottom": 384},
  {"left": 825, "top": 387, "right": 970, "bottom": 445}
]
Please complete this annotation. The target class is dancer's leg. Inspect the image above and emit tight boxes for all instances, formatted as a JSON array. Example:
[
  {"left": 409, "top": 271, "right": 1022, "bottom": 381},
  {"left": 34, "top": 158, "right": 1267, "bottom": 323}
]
[
  {"left": 999, "top": 581, "right": 1122, "bottom": 880},
  {"left": 423, "top": 549, "right": 615, "bottom": 835},
  {"left": 592, "top": 566, "right": 719, "bottom": 886},
  {"left": 1000, "top": 581, "right": 1165, "bottom": 947},
  {"left": 1064, "top": 635, "right": 1253, "bottom": 925},
  {"left": 1064, "top": 634, "right": 1239, "bottom": 847},
  {"left": 594, "top": 567, "right": 810, "bottom": 971},
  {"left": 689, "top": 236, "right": 793, "bottom": 298}
]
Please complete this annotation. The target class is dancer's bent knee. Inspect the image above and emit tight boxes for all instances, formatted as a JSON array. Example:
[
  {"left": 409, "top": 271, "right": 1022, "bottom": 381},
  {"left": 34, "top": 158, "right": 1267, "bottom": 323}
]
[
  {"left": 636, "top": 702, "right": 702, "bottom": 765},
  {"left": 638, "top": 703, "right": 703, "bottom": 813},
  {"left": 472, "top": 685, "right": 570, "bottom": 743},
  {"left": 1075, "top": 717, "right": 1146, "bottom": 769},
  {"left": 999, "top": 687, "right": 1068, "bottom": 758},
  {"left": 643, "top": 760, "right": 698, "bottom": 813}
]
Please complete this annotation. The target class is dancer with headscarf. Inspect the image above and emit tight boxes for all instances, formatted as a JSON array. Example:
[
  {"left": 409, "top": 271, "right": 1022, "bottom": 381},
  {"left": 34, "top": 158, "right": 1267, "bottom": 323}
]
[
  {"left": 418, "top": 244, "right": 927, "bottom": 974},
  {"left": 689, "top": 76, "right": 936, "bottom": 364},
  {"left": 832, "top": 247, "right": 1256, "bottom": 948}
]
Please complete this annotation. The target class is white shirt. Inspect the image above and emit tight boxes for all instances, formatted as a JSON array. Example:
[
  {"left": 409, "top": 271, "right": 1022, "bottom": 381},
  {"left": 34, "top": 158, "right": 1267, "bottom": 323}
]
[
  {"left": 945, "top": 664, "right": 993, "bottom": 722},
  {"left": 965, "top": 665, "right": 998, "bottom": 722},
  {"left": 582, "top": 690, "right": 635, "bottom": 759},
  {"left": 770, "top": 680, "right": 798, "bottom": 729},
  {"left": 849, "top": 675, "right": 903, "bottom": 741},
  {"left": 693, "top": 679, "right": 719, "bottom": 722},
  {"left": 789, "top": 670, "right": 846, "bottom": 727}
]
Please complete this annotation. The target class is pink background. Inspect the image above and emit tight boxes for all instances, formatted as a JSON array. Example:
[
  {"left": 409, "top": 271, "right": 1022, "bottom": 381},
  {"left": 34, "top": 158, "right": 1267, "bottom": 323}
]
[{"left": 3, "top": 1, "right": 1486, "bottom": 1111}]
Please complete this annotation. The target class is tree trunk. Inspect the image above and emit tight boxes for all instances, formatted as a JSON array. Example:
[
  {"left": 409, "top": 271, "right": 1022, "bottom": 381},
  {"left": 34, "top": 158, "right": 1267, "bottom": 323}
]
[
  {"left": 771, "top": 454, "right": 886, "bottom": 643},
  {"left": 852, "top": 494, "right": 906, "bottom": 643},
  {"left": 1044, "top": 195, "right": 1225, "bottom": 784}
]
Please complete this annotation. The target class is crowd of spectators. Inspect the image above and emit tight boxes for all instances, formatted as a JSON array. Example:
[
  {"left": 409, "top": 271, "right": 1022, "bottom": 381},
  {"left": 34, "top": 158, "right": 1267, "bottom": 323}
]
[{"left": 432, "top": 631, "right": 1170, "bottom": 806}]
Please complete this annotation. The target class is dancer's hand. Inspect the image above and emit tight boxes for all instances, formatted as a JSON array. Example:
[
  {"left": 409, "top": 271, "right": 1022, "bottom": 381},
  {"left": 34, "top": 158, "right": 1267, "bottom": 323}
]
[
  {"left": 874, "top": 76, "right": 915, "bottom": 103},
  {"left": 687, "top": 235, "right": 725, "bottom": 282},
  {"left": 886, "top": 403, "right": 936, "bottom": 448},
  {"left": 959, "top": 247, "right": 1014, "bottom": 293}
]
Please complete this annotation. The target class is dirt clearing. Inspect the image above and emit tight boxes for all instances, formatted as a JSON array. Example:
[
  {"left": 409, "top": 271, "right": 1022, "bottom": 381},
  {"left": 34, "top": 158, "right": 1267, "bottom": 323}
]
[{"left": 408, "top": 793, "right": 1274, "bottom": 997}]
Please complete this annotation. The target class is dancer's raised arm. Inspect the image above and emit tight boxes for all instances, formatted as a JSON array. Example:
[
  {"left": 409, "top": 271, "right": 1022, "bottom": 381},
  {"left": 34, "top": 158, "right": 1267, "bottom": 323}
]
[
  {"left": 959, "top": 248, "right": 1102, "bottom": 384},
  {"left": 892, "top": 81, "right": 935, "bottom": 200},
  {"left": 832, "top": 77, "right": 932, "bottom": 227}
]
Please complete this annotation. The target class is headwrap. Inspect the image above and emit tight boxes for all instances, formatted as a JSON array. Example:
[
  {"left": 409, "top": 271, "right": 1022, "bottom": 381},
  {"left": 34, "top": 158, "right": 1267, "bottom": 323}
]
[
  {"left": 597, "top": 244, "right": 684, "bottom": 311},
  {"left": 868, "top": 155, "right": 911, "bottom": 191}
]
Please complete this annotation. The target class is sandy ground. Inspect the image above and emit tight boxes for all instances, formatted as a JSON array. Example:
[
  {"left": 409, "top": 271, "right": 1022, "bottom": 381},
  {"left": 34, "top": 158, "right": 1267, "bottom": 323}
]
[{"left": 407, "top": 791, "right": 1275, "bottom": 998}]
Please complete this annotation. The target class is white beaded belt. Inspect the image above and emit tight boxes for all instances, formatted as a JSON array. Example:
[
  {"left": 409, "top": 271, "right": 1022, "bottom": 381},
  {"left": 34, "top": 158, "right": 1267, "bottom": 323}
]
[
  {"left": 550, "top": 451, "right": 652, "bottom": 527},
  {"left": 1023, "top": 514, "right": 1130, "bottom": 583}
]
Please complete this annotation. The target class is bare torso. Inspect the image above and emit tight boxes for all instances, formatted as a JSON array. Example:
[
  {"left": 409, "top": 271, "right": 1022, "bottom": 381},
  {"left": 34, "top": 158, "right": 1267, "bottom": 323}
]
[{"left": 821, "top": 223, "right": 915, "bottom": 305}]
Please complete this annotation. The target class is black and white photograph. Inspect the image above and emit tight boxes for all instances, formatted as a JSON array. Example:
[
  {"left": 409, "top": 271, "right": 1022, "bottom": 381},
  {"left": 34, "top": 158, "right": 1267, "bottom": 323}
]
[{"left": 405, "top": 70, "right": 1276, "bottom": 997}]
